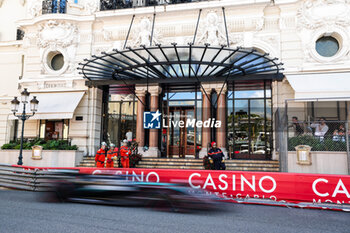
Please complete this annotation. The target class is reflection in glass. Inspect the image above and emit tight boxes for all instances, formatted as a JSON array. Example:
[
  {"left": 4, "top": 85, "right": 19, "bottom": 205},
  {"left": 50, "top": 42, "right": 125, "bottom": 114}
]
[
  {"left": 108, "top": 101, "right": 137, "bottom": 146},
  {"left": 187, "top": 110, "right": 195, "bottom": 146},
  {"left": 227, "top": 81, "right": 272, "bottom": 159}
]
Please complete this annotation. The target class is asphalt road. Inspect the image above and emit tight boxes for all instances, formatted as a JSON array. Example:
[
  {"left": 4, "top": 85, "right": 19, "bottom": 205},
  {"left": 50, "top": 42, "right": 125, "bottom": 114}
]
[{"left": 0, "top": 190, "right": 349, "bottom": 233}]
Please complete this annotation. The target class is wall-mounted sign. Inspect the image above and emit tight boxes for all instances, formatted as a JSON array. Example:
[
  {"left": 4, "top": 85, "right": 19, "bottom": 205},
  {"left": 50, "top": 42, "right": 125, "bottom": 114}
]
[
  {"left": 295, "top": 145, "right": 312, "bottom": 165},
  {"left": 32, "top": 145, "right": 43, "bottom": 160}
]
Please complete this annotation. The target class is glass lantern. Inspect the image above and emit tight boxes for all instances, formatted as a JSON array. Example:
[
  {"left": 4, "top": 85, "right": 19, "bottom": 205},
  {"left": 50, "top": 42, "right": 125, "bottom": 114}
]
[
  {"left": 30, "top": 96, "right": 39, "bottom": 112},
  {"left": 11, "top": 97, "right": 20, "bottom": 113}
]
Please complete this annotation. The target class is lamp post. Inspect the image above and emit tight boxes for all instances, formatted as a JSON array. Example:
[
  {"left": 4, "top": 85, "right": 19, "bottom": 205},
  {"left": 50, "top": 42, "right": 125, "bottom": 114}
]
[{"left": 11, "top": 88, "right": 39, "bottom": 165}]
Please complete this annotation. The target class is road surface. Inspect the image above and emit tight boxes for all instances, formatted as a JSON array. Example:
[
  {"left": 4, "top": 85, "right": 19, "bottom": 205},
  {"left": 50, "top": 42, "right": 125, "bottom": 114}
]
[{"left": 0, "top": 190, "right": 349, "bottom": 233}]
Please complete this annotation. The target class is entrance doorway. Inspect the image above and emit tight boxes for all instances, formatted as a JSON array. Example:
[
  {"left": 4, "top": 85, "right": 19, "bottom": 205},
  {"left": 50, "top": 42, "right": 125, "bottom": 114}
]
[
  {"left": 227, "top": 80, "right": 273, "bottom": 160},
  {"left": 168, "top": 107, "right": 195, "bottom": 158}
]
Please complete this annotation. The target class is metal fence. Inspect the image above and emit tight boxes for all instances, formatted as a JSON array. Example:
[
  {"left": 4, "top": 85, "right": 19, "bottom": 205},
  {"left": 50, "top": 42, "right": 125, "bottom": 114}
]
[
  {"left": 287, "top": 121, "right": 350, "bottom": 152},
  {"left": 0, "top": 164, "right": 78, "bottom": 192},
  {"left": 100, "top": 0, "right": 208, "bottom": 11}
]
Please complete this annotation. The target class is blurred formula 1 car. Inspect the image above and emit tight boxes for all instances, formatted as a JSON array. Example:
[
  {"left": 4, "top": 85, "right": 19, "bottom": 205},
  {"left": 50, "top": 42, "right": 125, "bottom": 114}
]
[{"left": 43, "top": 172, "right": 221, "bottom": 212}]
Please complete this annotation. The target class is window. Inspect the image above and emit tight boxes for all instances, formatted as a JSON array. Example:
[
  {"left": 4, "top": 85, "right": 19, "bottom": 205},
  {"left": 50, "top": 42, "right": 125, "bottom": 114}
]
[
  {"left": 39, "top": 120, "right": 69, "bottom": 140},
  {"left": 42, "top": 0, "right": 67, "bottom": 14},
  {"left": 315, "top": 36, "right": 339, "bottom": 57},
  {"left": 47, "top": 51, "right": 64, "bottom": 71},
  {"left": 16, "top": 29, "right": 24, "bottom": 40}
]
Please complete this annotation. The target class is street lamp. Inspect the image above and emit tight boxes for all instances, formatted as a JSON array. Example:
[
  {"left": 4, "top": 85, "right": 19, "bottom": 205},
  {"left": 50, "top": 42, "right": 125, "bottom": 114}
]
[{"left": 11, "top": 88, "right": 39, "bottom": 165}]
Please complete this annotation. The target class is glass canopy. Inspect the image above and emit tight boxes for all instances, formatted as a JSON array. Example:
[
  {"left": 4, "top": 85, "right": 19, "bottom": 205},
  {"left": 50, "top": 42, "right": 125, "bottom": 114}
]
[{"left": 79, "top": 44, "right": 284, "bottom": 85}]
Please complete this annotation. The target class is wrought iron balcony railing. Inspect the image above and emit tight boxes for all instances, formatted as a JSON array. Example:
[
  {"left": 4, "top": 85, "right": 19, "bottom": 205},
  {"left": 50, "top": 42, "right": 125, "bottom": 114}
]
[
  {"left": 42, "top": 0, "right": 67, "bottom": 14},
  {"left": 100, "top": 0, "right": 205, "bottom": 11}
]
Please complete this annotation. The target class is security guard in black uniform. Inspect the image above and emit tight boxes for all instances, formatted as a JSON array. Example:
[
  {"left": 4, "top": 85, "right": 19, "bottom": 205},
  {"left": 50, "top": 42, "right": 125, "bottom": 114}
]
[{"left": 208, "top": 142, "right": 226, "bottom": 170}]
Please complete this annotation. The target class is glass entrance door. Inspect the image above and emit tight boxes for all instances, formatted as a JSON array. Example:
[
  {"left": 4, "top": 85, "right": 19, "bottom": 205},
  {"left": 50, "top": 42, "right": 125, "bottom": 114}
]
[
  {"left": 227, "top": 80, "right": 272, "bottom": 160},
  {"left": 168, "top": 107, "right": 195, "bottom": 158},
  {"left": 230, "top": 99, "right": 271, "bottom": 159}
]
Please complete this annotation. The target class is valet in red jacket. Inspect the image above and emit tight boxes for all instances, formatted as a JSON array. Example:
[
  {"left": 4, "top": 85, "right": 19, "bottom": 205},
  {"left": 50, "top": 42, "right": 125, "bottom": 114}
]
[
  {"left": 106, "top": 143, "right": 118, "bottom": 168},
  {"left": 120, "top": 140, "right": 131, "bottom": 168},
  {"left": 95, "top": 142, "right": 107, "bottom": 168}
]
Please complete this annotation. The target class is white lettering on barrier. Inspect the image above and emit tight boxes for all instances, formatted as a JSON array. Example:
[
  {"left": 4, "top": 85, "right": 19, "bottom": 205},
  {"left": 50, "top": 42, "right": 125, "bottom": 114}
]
[
  {"left": 332, "top": 179, "right": 350, "bottom": 198},
  {"left": 232, "top": 175, "right": 236, "bottom": 191},
  {"left": 188, "top": 173, "right": 277, "bottom": 194},
  {"left": 146, "top": 172, "right": 160, "bottom": 182},
  {"left": 241, "top": 175, "right": 255, "bottom": 192},
  {"left": 259, "top": 176, "right": 277, "bottom": 193},
  {"left": 132, "top": 171, "right": 144, "bottom": 182},
  {"left": 203, "top": 174, "right": 217, "bottom": 190},
  {"left": 218, "top": 174, "right": 228, "bottom": 190},
  {"left": 92, "top": 170, "right": 102, "bottom": 174},
  {"left": 189, "top": 173, "right": 201, "bottom": 189},
  {"left": 312, "top": 178, "right": 329, "bottom": 197}
]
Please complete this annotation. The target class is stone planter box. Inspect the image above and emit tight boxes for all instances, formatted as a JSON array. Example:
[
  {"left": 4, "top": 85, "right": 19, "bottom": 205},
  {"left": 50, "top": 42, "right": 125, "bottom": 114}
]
[
  {"left": 0, "top": 150, "right": 84, "bottom": 167},
  {"left": 288, "top": 151, "right": 348, "bottom": 175}
]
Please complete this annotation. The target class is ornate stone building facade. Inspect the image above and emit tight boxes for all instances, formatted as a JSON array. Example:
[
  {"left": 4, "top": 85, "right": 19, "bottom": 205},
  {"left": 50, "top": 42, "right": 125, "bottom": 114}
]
[{"left": 0, "top": 0, "right": 349, "bottom": 172}]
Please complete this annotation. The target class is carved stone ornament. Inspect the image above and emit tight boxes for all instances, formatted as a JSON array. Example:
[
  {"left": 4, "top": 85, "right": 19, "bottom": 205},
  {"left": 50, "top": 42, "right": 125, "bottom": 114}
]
[
  {"left": 297, "top": 0, "right": 350, "bottom": 64},
  {"left": 37, "top": 20, "right": 79, "bottom": 75},
  {"left": 297, "top": 0, "right": 350, "bottom": 30},
  {"left": 197, "top": 11, "right": 226, "bottom": 46},
  {"left": 37, "top": 20, "right": 78, "bottom": 48},
  {"left": 131, "top": 17, "right": 161, "bottom": 47},
  {"left": 27, "top": 0, "right": 42, "bottom": 18},
  {"left": 84, "top": 0, "right": 99, "bottom": 14}
]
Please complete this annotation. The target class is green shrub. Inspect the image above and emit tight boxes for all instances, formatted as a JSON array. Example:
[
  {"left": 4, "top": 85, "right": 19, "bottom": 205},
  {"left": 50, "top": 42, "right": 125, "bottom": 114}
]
[
  {"left": 288, "top": 135, "right": 347, "bottom": 151},
  {"left": 1, "top": 138, "right": 78, "bottom": 151},
  {"left": 1, "top": 143, "right": 16, "bottom": 149}
]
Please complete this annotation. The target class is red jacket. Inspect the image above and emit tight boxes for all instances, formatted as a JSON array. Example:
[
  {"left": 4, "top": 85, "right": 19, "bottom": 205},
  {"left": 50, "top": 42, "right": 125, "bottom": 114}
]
[
  {"left": 120, "top": 146, "right": 130, "bottom": 159},
  {"left": 107, "top": 148, "right": 119, "bottom": 163},
  {"left": 95, "top": 148, "right": 106, "bottom": 167}
]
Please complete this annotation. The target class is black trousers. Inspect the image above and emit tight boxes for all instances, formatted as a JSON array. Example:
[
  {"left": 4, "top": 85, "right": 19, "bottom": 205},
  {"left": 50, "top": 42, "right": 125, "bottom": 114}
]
[{"left": 213, "top": 158, "right": 226, "bottom": 170}]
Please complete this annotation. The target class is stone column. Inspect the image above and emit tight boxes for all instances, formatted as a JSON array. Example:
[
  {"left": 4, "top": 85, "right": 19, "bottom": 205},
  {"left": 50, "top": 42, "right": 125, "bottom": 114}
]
[
  {"left": 215, "top": 86, "right": 228, "bottom": 157},
  {"left": 147, "top": 85, "right": 162, "bottom": 157},
  {"left": 199, "top": 87, "right": 212, "bottom": 158},
  {"left": 135, "top": 86, "right": 147, "bottom": 150}
]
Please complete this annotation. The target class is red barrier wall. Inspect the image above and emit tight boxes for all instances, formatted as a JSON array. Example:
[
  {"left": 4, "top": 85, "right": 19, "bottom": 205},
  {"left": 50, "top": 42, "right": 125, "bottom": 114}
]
[{"left": 14, "top": 165, "right": 350, "bottom": 207}]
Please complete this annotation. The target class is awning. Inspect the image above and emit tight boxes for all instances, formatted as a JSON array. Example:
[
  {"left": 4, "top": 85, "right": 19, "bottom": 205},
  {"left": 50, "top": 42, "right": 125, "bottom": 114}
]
[
  {"left": 79, "top": 45, "right": 284, "bottom": 86},
  {"left": 10, "top": 92, "right": 85, "bottom": 120},
  {"left": 286, "top": 72, "right": 350, "bottom": 100}
]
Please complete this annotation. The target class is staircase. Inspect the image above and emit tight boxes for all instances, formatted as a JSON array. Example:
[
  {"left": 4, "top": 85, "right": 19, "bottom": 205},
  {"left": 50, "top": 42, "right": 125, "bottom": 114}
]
[{"left": 79, "top": 157, "right": 280, "bottom": 172}]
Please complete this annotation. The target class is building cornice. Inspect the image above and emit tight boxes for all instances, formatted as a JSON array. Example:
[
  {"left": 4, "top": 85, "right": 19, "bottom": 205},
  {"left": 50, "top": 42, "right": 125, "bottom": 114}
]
[
  {"left": 0, "top": 40, "right": 23, "bottom": 47},
  {"left": 16, "top": 14, "right": 95, "bottom": 28}
]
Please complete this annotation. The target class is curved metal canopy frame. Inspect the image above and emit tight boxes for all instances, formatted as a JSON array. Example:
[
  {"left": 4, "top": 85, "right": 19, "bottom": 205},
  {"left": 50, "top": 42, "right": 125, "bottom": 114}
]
[{"left": 78, "top": 44, "right": 284, "bottom": 85}]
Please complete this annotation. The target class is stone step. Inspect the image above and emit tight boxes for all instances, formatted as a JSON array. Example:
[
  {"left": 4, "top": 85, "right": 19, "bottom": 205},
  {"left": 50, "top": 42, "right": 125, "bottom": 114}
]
[
  {"left": 79, "top": 157, "right": 280, "bottom": 172},
  {"left": 80, "top": 157, "right": 279, "bottom": 163},
  {"left": 81, "top": 157, "right": 279, "bottom": 163},
  {"left": 80, "top": 160, "right": 279, "bottom": 166},
  {"left": 141, "top": 158, "right": 279, "bottom": 164},
  {"left": 136, "top": 165, "right": 279, "bottom": 172},
  {"left": 137, "top": 161, "right": 280, "bottom": 168},
  {"left": 78, "top": 164, "right": 279, "bottom": 172}
]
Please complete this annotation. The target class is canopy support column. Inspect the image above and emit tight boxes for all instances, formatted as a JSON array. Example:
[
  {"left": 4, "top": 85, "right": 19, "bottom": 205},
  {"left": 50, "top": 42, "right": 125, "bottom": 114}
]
[
  {"left": 199, "top": 86, "right": 212, "bottom": 158},
  {"left": 135, "top": 86, "right": 147, "bottom": 150},
  {"left": 215, "top": 85, "right": 228, "bottom": 158}
]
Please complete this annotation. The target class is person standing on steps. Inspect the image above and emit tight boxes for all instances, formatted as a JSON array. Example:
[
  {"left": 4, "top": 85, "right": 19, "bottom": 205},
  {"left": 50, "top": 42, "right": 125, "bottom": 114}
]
[
  {"left": 106, "top": 143, "right": 118, "bottom": 168},
  {"left": 208, "top": 141, "right": 226, "bottom": 170},
  {"left": 120, "top": 140, "right": 131, "bottom": 168},
  {"left": 95, "top": 142, "right": 107, "bottom": 168}
]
